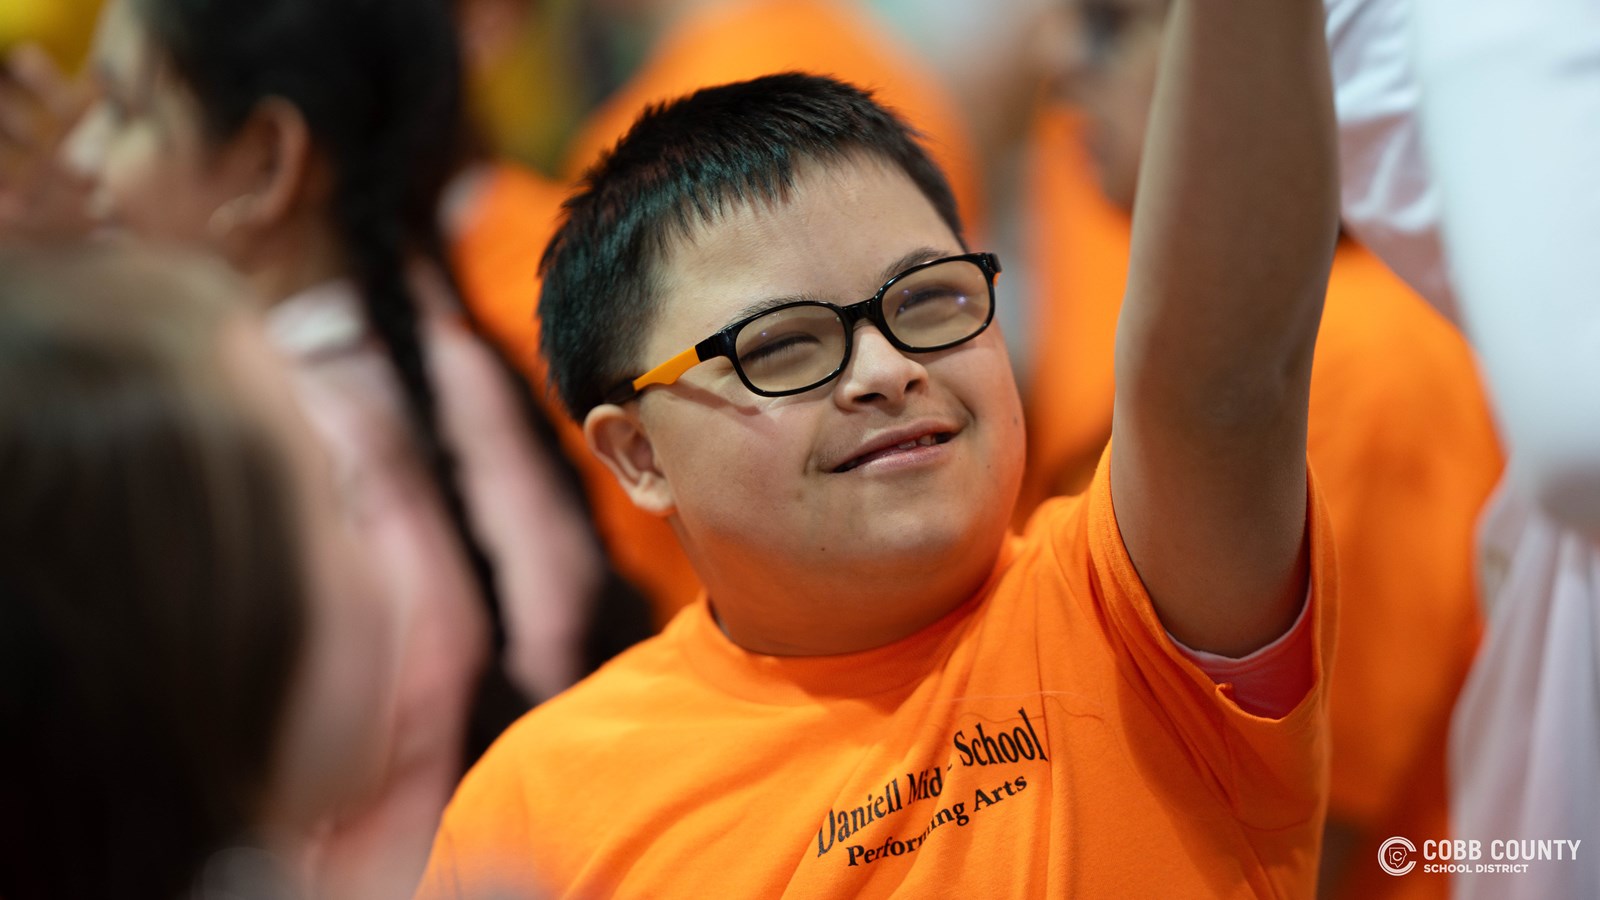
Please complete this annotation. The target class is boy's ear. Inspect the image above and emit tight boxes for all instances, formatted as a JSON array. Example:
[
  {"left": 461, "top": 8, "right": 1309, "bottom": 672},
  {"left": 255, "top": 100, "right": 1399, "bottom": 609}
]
[{"left": 585, "top": 403, "right": 675, "bottom": 516}]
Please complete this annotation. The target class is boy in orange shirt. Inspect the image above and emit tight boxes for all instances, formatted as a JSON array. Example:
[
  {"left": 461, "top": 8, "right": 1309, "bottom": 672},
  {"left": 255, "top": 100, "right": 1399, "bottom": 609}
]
[{"left": 419, "top": 0, "right": 1339, "bottom": 895}]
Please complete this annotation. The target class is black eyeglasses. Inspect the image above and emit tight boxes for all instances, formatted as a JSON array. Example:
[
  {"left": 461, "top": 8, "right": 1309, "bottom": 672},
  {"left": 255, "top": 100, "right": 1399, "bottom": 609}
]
[{"left": 605, "top": 252, "right": 1001, "bottom": 405}]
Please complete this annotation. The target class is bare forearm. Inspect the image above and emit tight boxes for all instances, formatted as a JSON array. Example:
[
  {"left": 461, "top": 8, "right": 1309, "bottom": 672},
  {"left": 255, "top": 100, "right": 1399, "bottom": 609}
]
[{"left": 1111, "top": 0, "right": 1339, "bottom": 655}]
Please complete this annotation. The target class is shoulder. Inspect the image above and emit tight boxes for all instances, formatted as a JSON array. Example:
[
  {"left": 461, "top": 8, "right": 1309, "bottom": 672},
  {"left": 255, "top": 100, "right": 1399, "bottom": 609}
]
[
  {"left": 1009, "top": 456, "right": 1112, "bottom": 587},
  {"left": 988, "top": 477, "right": 1102, "bottom": 623},
  {"left": 479, "top": 620, "right": 695, "bottom": 760},
  {"left": 1013, "top": 452, "right": 1337, "bottom": 681}
]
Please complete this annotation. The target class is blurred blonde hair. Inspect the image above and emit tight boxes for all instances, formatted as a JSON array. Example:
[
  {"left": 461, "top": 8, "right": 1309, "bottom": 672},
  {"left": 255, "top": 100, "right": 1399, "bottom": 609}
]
[{"left": 0, "top": 245, "right": 307, "bottom": 899}]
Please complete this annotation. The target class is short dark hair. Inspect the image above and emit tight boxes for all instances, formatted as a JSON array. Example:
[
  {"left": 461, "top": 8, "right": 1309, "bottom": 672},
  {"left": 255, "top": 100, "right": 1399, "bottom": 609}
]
[{"left": 538, "top": 72, "right": 966, "bottom": 420}]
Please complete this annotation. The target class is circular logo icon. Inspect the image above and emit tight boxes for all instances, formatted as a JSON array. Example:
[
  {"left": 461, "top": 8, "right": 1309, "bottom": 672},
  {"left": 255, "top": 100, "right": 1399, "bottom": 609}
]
[{"left": 1379, "top": 836, "right": 1418, "bottom": 876}]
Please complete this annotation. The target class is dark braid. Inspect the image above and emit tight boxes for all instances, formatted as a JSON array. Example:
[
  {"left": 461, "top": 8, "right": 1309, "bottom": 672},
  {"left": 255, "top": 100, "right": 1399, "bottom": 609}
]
[
  {"left": 341, "top": 162, "right": 529, "bottom": 759},
  {"left": 138, "top": 0, "right": 525, "bottom": 740},
  {"left": 330, "top": 0, "right": 510, "bottom": 657}
]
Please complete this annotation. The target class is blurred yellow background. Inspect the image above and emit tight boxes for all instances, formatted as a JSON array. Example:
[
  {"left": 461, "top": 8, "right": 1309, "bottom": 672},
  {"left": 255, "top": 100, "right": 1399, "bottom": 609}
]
[{"left": 0, "top": 0, "right": 104, "bottom": 72}]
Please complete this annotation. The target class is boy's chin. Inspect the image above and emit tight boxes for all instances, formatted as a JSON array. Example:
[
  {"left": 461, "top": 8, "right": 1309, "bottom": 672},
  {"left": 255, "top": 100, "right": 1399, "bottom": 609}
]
[{"left": 841, "top": 517, "right": 998, "bottom": 573}]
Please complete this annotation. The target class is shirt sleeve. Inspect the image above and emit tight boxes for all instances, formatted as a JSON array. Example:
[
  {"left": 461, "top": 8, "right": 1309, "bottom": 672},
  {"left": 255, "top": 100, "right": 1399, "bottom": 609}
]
[
  {"left": 1324, "top": 0, "right": 1458, "bottom": 322},
  {"left": 1170, "top": 591, "right": 1316, "bottom": 720},
  {"left": 413, "top": 753, "right": 548, "bottom": 900},
  {"left": 1410, "top": 0, "right": 1600, "bottom": 535},
  {"left": 1075, "top": 454, "right": 1339, "bottom": 832}
]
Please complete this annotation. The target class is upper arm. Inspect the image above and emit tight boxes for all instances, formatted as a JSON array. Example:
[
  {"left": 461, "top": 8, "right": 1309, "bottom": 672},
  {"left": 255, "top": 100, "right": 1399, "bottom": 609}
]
[{"left": 1109, "top": 0, "right": 1339, "bottom": 656}]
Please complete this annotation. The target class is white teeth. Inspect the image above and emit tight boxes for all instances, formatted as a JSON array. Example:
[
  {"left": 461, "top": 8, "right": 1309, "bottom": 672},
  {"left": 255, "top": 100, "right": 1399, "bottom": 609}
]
[{"left": 835, "top": 433, "right": 947, "bottom": 472}]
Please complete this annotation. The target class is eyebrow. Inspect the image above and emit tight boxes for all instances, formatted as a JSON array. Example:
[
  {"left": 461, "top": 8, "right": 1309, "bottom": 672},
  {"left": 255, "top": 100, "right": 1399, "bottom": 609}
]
[{"left": 722, "top": 246, "right": 952, "bottom": 328}]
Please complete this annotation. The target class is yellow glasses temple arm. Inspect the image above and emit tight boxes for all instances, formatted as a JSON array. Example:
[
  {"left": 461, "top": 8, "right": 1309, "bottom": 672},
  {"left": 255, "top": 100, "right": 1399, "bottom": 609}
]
[{"left": 630, "top": 344, "right": 706, "bottom": 393}]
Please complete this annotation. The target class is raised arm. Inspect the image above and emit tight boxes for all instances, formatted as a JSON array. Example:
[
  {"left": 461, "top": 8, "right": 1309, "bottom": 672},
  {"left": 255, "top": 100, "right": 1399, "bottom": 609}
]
[{"left": 1110, "top": 0, "right": 1339, "bottom": 656}]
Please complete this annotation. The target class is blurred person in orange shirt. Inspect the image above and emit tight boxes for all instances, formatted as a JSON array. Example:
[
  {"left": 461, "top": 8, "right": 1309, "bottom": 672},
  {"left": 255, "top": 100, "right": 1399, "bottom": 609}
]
[
  {"left": 1028, "top": 1, "right": 1503, "bottom": 896},
  {"left": 564, "top": 0, "right": 985, "bottom": 227}
]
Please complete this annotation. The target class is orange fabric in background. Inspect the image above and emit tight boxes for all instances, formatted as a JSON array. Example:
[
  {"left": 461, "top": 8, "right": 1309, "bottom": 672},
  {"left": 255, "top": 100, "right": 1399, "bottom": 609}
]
[
  {"left": 1015, "top": 110, "right": 1126, "bottom": 512},
  {"left": 417, "top": 459, "right": 1338, "bottom": 899},
  {"left": 450, "top": 162, "right": 701, "bottom": 620},
  {"left": 1310, "top": 246, "right": 1497, "bottom": 900},
  {"left": 1019, "top": 106, "right": 1502, "bottom": 900},
  {"left": 450, "top": 163, "right": 564, "bottom": 371},
  {"left": 559, "top": 0, "right": 986, "bottom": 237}
]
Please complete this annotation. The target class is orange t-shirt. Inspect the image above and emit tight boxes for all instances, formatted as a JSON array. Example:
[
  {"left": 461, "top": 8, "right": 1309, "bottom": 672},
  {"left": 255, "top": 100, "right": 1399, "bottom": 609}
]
[
  {"left": 416, "top": 459, "right": 1337, "bottom": 899},
  {"left": 449, "top": 162, "right": 565, "bottom": 377},
  {"left": 1018, "top": 106, "right": 1502, "bottom": 899},
  {"left": 1307, "top": 248, "right": 1498, "bottom": 900},
  {"left": 559, "top": 0, "right": 986, "bottom": 237},
  {"left": 449, "top": 162, "right": 702, "bottom": 619}
]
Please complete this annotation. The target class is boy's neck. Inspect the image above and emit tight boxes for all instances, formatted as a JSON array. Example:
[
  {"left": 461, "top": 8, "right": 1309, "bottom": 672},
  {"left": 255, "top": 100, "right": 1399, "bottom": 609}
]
[{"left": 696, "top": 543, "right": 1006, "bottom": 656}]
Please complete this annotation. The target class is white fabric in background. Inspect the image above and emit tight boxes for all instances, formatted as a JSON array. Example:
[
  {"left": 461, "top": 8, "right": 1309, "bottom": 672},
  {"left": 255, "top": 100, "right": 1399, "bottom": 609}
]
[{"left": 1325, "top": 0, "right": 1600, "bottom": 894}]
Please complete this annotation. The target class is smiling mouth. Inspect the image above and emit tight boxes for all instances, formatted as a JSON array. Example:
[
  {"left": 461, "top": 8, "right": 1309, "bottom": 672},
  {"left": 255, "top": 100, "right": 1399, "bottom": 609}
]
[{"left": 833, "top": 432, "right": 954, "bottom": 473}]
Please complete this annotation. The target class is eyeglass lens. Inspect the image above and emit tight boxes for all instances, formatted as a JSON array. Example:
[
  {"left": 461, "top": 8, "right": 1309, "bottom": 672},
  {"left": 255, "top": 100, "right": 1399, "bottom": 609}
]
[{"left": 730, "top": 258, "right": 992, "bottom": 394}]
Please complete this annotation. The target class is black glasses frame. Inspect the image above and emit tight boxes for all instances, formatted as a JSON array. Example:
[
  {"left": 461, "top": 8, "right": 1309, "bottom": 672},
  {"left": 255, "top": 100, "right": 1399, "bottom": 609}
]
[{"left": 605, "top": 252, "right": 1001, "bottom": 405}]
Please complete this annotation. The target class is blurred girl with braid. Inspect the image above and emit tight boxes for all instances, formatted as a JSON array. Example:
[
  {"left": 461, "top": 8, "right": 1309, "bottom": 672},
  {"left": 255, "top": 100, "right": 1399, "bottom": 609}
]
[{"left": 62, "top": 0, "right": 650, "bottom": 895}]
